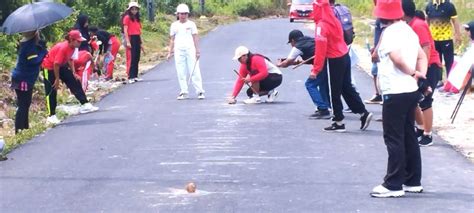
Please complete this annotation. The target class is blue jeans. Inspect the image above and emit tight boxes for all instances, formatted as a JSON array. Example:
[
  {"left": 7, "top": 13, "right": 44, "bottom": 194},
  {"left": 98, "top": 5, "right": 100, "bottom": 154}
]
[{"left": 305, "top": 69, "right": 329, "bottom": 110}]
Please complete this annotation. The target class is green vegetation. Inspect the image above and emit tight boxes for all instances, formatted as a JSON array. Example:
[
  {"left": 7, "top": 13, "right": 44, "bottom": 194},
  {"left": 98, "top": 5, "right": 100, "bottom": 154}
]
[{"left": 0, "top": 0, "right": 286, "bottom": 155}]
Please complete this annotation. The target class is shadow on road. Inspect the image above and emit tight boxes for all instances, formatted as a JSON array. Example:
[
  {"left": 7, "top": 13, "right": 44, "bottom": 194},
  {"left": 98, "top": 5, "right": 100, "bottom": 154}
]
[{"left": 61, "top": 118, "right": 125, "bottom": 127}]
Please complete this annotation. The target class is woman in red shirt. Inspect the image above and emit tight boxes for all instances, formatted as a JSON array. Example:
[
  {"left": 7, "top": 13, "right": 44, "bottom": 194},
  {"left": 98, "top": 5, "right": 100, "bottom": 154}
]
[
  {"left": 312, "top": 0, "right": 372, "bottom": 132},
  {"left": 123, "top": 1, "right": 143, "bottom": 84},
  {"left": 41, "top": 30, "right": 98, "bottom": 124},
  {"left": 228, "top": 46, "right": 283, "bottom": 104}
]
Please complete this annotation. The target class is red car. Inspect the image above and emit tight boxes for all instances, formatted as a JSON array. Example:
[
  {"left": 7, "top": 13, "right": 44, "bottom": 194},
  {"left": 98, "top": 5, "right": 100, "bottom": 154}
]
[{"left": 288, "top": 0, "right": 314, "bottom": 22}]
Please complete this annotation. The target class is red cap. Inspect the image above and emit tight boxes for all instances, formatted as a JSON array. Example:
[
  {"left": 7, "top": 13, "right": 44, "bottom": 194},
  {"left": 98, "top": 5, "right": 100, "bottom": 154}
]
[
  {"left": 373, "top": 0, "right": 404, "bottom": 20},
  {"left": 68, "top": 30, "right": 86, "bottom": 42}
]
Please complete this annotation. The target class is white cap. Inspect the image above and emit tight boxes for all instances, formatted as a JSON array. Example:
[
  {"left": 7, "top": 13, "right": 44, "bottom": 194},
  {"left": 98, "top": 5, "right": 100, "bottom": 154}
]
[
  {"left": 128, "top": 1, "right": 140, "bottom": 10},
  {"left": 176, "top": 4, "right": 190, "bottom": 13},
  {"left": 233, "top": 46, "right": 249, "bottom": 60}
]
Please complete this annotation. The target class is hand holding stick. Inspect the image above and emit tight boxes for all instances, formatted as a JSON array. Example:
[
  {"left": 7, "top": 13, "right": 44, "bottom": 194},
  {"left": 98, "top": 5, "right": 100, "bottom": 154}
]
[
  {"left": 233, "top": 69, "right": 259, "bottom": 95},
  {"left": 292, "top": 56, "right": 315, "bottom": 70}
]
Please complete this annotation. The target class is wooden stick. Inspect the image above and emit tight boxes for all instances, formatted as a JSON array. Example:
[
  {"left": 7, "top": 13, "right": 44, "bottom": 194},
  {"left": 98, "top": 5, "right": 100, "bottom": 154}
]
[
  {"left": 292, "top": 56, "right": 315, "bottom": 70},
  {"left": 233, "top": 69, "right": 259, "bottom": 95}
]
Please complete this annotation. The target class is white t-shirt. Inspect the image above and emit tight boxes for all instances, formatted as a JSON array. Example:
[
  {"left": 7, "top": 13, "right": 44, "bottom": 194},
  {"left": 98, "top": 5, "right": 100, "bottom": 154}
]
[
  {"left": 170, "top": 20, "right": 198, "bottom": 50},
  {"left": 265, "top": 59, "right": 282, "bottom": 75},
  {"left": 377, "top": 21, "right": 419, "bottom": 95},
  {"left": 287, "top": 47, "right": 303, "bottom": 60}
]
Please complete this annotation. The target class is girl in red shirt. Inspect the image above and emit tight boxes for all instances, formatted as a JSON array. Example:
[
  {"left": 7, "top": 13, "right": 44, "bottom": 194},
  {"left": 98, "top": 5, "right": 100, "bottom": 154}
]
[
  {"left": 228, "top": 46, "right": 283, "bottom": 104},
  {"left": 123, "top": 1, "right": 143, "bottom": 83},
  {"left": 74, "top": 50, "right": 93, "bottom": 92},
  {"left": 41, "top": 30, "right": 98, "bottom": 124}
]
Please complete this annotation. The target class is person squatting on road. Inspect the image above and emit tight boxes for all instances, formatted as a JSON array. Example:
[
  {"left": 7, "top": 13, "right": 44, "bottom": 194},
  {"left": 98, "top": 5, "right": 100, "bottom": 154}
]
[
  {"left": 167, "top": 3, "right": 205, "bottom": 100},
  {"left": 228, "top": 46, "right": 282, "bottom": 104},
  {"left": 10, "top": 31, "right": 47, "bottom": 134},
  {"left": 41, "top": 30, "right": 99, "bottom": 125},
  {"left": 312, "top": 0, "right": 372, "bottom": 132},
  {"left": 89, "top": 27, "right": 121, "bottom": 81},
  {"left": 402, "top": 0, "right": 443, "bottom": 147},
  {"left": 277, "top": 29, "right": 331, "bottom": 119},
  {"left": 370, "top": 0, "right": 428, "bottom": 198},
  {"left": 123, "top": 1, "right": 144, "bottom": 84}
]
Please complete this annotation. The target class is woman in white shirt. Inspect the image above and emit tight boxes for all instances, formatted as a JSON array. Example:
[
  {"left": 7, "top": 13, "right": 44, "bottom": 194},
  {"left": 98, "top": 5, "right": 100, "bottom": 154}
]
[
  {"left": 370, "top": 0, "right": 428, "bottom": 198},
  {"left": 167, "top": 3, "right": 205, "bottom": 100}
]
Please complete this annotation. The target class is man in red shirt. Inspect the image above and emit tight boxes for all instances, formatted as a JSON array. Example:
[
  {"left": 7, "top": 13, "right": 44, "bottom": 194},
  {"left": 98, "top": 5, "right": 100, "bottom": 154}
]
[
  {"left": 312, "top": 0, "right": 372, "bottom": 132},
  {"left": 42, "top": 30, "right": 98, "bottom": 124},
  {"left": 402, "top": 0, "right": 442, "bottom": 146}
]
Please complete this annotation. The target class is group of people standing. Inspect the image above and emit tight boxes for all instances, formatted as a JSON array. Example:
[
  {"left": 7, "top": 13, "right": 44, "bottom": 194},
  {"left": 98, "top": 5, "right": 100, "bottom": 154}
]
[
  {"left": 8, "top": 0, "right": 473, "bottom": 199},
  {"left": 9, "top": 1, "right": 140, "bottom": 129},
  {"left": 10, "top": 1, "right": 207, "bottom": 131},
  {"left": 224, "top": 0, "right": 472, "bottom": 199},
  {"left": 229, "top": 0, "right": 373, "bottom": 133},
  {"left": 368, "top": 0, "right": 473, "bottom": 198}
]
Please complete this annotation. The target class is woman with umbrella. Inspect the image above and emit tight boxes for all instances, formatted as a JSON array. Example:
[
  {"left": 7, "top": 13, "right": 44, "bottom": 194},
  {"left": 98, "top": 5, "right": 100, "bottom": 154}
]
[
  {"left": 41, "top": 30, "right": 99, "bottom": 124},
  {"left": 10, "top": 30, "right": 47, "bottom": 133}
]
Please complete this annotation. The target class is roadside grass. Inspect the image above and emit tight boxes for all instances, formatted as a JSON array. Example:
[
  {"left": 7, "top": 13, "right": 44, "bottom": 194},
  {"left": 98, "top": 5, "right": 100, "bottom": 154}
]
[{"left": 339, "top": 0, "right": 473, "bottom": 53}]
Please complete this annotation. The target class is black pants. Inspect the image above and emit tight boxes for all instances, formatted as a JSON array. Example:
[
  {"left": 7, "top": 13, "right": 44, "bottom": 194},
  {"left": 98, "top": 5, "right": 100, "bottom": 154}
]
[
  {"left": 129, "top": 35, "right": 141, "bottom": 79},
  {"left": 15, "top": 89, "right": 33, "bottom": 133},
  {"left": 43, "top": 67, "right": 88, "bottom": 116},
  {"left": 246, "top": 73, "right": 283, "bottom": 98},
  {"left": 435, "top": 40, "right": 454, "bottom": 75},
  {"left": 327, "top": 53, "right": 367, "bottom": 121},
  {"left": 419, "top": 64, "right": 442, "bottom": 110},
  {"left": 382, "top": 91, "right": 422, "bottom": 190}
]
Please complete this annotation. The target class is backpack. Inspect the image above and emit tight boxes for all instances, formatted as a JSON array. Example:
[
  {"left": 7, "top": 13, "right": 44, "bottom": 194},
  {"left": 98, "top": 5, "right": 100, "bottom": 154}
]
[{"left": 333, "top": 3, "right": 355, "bottom": 45}]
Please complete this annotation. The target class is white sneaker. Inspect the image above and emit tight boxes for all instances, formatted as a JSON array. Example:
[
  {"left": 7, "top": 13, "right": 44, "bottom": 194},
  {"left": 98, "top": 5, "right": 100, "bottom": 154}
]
[
  {"left": 403, "top": 185, "right": 423, "bottom": 193},
  {"left": 134, "top": 77, "right": 143, "bottom": 82},
  {"left": 243, "top": 96, "right": 261, "bottom": 104},
  {"left": 128, "top": 79, "right": 135, "bottom": 84},
  {"left": 197, "top": 92, "right": 205, "bottom": 100},
  {"left": 370, "top": 185, "right": 405, "bottom": 198},
  {"left": 46, "top": 115, "right": 61, "bottom": 125},
  {"left": 177, "top": 93, "right": 189, "bottom": 100},
  {"left": 267, "top": 90, "right": 279, "bottom": 103},
  {"left": 80, "top": 103, "right": 99, "bottom": 114}
]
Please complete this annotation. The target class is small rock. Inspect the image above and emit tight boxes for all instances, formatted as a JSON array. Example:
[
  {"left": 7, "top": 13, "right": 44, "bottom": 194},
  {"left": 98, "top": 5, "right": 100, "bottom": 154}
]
[{"left": 186, "top": 182, "right": 196, "bottom": 193}]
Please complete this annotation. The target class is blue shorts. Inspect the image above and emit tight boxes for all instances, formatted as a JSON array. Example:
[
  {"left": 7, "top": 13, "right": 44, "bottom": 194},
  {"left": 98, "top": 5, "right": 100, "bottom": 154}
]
[{"left": 371, "top": 63, "right": 378, "bottom": 76}]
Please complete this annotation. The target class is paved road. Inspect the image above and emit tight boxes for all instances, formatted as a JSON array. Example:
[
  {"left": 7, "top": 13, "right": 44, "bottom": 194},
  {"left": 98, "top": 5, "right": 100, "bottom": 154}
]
[{"left": 1, "top": 19, "right": 473, "bottom": 212}]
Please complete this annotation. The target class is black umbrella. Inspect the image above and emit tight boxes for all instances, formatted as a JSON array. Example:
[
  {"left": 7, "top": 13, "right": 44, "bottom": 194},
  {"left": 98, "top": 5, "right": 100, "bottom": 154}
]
[{"left": 1, "top": 2, "right": 73, "bottom": 35}]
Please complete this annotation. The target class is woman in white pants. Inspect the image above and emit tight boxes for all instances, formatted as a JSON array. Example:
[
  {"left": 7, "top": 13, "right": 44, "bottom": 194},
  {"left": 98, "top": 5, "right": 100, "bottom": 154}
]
[{"left": 167, "top": 3, "right": 205, "bottom": 100}]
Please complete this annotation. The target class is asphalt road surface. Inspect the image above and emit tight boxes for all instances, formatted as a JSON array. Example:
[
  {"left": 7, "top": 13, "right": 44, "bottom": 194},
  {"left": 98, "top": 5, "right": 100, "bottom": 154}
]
[{"left": 1, "top": 19, "right": 473, "bottom": 212}]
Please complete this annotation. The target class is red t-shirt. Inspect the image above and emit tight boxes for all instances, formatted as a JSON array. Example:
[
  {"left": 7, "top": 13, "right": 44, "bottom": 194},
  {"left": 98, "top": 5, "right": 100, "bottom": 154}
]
[
  {"left": 312, "top": 2, "right": 348, "bottom": 75},
  {"left": 123, "top": 15, "right": 142, "bottom": 36},
  {"left": 42, "top": 41, "right": 76, "bottom": 70},
  {"left": 232, "top": 55, "right": 269, "bottom": 97},
  {"left": 409, "top": 17, "right": 442, "bottom": 67},
  {"left": 74, "top": 50, "right": 92, "bottom": 73}
]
